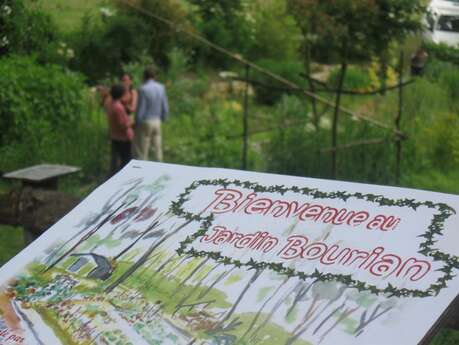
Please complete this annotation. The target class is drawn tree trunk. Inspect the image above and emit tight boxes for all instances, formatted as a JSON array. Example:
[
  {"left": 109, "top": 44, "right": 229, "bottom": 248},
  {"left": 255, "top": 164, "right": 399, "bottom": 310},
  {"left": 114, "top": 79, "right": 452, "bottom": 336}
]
[
  {"left": 298, "top": 285, "right": 347, "bottom": 333},
  {"left": 197, "top": 266, "right": 237, "bottom": 300},
  {"left": 173, "top": 263, "right": 223, "bottom": 316},
  {"left": 105, "top": 216, "right": 195, "bottom": 293},
  {"left": 112, "top": 212, "right": 168, "bottom": 261},
  {"left": 353, "top": 303, "right": 393, "bottom": 336},
  {"left": 240, "top": 276, "right": 290, "bottom": 341},
  {"left": 286, "top": 292, "right": 323, "bottom": 345},
  {"left": 249, "top": 281, "right": 305, "bottom": 341},
  {"left": 88, "top": 193, "right": 156, "bottom": 253},
  {"left": 44, "top": 179, "right": 142, "bottom": 269},
  {"left": 318, "top": 305, "right": 359, "bottom": 343},
  {"left": 286, "top": 279, "right": 319, "bottom": 318},
  {"left": 171, "top": 257, "right": 210, "bottom": 297},
  {"left": 216, "top": 268, "right": 264, "bottom": 329},
  {"left": 165, "top": 255, "right": 195, "bottom": 280},
  {"left": 152, "top": 252, "right": 179, "bottom": 276},
  {"left": 45, "top": 203, "right": 126, "bottom": 272},
  {"left": 285, "top": 282, "right": 345, "bottom": 345}
]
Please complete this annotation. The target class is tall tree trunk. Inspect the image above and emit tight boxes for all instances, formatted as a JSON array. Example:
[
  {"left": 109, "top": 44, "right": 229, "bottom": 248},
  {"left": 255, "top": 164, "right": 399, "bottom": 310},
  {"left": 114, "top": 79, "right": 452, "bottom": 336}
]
[{"left": 331, "top": 63, "right": 347, "bottom": 179}]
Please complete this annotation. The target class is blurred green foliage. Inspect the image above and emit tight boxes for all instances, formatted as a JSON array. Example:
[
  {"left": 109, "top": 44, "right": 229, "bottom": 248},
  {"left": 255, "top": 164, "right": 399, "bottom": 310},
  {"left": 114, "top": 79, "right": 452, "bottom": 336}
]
[
  {"left": 0, "top": 226, "right": 23, "bottom": 266},
  {"left": 0, "top": 56, "right": 108, "bottom": 177},
  {"left": 0, "top": 3, "right": 458, "bottom": 345},
  {"left": 0, "top": 0, "right": 57, "bottom": 58},
  {"left": 288, "top": 0, "right": 425, "bottom": 64}
]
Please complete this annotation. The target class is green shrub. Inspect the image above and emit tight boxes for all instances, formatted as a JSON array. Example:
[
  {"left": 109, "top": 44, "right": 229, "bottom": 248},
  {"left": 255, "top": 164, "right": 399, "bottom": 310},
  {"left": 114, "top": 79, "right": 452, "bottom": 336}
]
[
  {"left": 264, "top": 94, "right": 394, "bottom": 183},
  {"left": 164, "top": 99, "right": 245, "bottom": 169},
  {"left": 247, "top": 0, "right": 301, "bottom": 62},
  {"left": 0, "top": 56, "right": 108, "bottom": 176},
  {"left": 403, "top": 78, "right": 449, "bottom": 126},
  {"left": 252, "top": 58, "right": 305, "bottom": 105},
  {"left": 424, "top": 41, "right": 459, "bottom": 66},
  {"left": 189, "top": 0, "right": 254, "bottom": 67},
  {"left": 70, "top": 13, "right": 151, "bottom": 83},
  {"left": 0, "top": 0, "right": 57, "bottom": 58},
  {"left": 328, "top": 66, "right": 372, "bottom": 91},
  {"left": 117, "top": 0, "right": 194, "bottom": 67}
]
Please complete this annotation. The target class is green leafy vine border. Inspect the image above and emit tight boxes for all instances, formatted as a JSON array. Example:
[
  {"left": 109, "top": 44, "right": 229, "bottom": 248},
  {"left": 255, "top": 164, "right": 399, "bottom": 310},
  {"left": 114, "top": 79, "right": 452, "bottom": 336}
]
[{"left": 171, "top": 178, "right": 458, "bottom": 298}]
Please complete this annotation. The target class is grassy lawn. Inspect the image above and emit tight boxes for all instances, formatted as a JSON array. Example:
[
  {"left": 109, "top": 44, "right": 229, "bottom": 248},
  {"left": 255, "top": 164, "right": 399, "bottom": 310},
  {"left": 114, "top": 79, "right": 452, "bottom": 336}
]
[
  {"left": 431, "top": 328, "right": 459, "bottom": 344},
  {"left": 0, "top": 226, "right": 24, "bottom": 266},
  {"left": 33, "top": 0, "right": 112, "bottom": 33}
]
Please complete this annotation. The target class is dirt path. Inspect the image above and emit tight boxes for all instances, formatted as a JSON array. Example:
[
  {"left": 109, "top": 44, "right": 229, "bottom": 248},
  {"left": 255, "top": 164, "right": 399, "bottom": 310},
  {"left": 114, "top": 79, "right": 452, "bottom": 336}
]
[{"left": 0, "top": 294, "right": 21, "bottom": 332}]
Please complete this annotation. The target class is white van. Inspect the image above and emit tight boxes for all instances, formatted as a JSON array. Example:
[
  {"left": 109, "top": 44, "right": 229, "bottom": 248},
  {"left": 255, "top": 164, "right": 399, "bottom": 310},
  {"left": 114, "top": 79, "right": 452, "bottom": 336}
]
[{"left": 425, "top": 0, "right": 459, "bottom": 47}]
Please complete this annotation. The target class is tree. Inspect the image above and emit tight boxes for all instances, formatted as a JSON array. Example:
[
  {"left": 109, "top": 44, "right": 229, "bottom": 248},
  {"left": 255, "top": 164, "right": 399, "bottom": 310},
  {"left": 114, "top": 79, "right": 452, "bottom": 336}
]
[
  {"left": 287, "top": 0, "right": 424, "bottom": 178},
  {"left": 189, "top": 0, "right": 253, "bottom": 65},
  {"left": 0, "top": 0, "right": 56, "bottom": 57},
  {"left": 288, "top": 0, "right": 424, "bottom": 65}
]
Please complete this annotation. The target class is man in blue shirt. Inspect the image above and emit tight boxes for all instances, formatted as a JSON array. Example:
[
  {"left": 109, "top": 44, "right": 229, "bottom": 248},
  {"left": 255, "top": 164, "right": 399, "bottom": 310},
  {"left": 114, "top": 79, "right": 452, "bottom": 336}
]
[{"left": 133, "top": 66, "right": 169, "bottom": 161}]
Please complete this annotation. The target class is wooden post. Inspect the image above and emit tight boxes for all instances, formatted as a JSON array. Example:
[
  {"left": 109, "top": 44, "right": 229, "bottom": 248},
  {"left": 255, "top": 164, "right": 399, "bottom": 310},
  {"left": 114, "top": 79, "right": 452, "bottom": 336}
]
[
  {"left": 331, "top": 63, "right": 347, "bottom": 179},
  {"left": 305, "top": 28, "right": 319, "bottom": 131},
  {"left": 395, "top": 51, "right": 404, "bottom": 185},
  {"left": 242, "top": 65, "right": 250, "bottom": 170}
]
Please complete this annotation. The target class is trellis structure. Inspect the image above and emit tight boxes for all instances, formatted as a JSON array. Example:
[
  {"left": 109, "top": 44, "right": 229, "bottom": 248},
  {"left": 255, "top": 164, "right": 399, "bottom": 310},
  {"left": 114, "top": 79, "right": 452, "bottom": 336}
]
[{"left": 117, "top": 0, "right": 410, "bottom": 185}]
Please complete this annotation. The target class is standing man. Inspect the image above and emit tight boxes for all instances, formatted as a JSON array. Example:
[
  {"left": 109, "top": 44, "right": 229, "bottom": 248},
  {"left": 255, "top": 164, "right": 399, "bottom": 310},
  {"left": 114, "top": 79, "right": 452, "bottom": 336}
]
[{"left": 133, "top": 65, "right": 169, "bottom": 161}]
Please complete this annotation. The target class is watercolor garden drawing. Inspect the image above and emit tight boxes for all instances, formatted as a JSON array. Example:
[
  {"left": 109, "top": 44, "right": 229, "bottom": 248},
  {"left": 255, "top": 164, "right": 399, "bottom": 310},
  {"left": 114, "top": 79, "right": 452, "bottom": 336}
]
[{"left": 0, "top": 161, "right": 459, "bottom": 345}]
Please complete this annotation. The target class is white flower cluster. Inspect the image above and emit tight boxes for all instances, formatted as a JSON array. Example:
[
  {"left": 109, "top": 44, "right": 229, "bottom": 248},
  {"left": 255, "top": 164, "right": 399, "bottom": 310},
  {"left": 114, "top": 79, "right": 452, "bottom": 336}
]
[
  {"left": 100, "top": 7, "right": 115, "bottom": 18},
  {"left": 57, "top": 42, "right": 75, "bottom": 59},
  {"left": 1, "top": 4, "right": 11, "bottom": 16},
  {"left": 0, "top": 36, "right": 9, "bottom": 47}
]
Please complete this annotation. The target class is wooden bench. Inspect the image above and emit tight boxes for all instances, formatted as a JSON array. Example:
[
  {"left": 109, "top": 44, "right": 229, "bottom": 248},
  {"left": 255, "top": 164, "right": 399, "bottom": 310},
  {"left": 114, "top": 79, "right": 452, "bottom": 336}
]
[
  {"left": 1, "top": 164, "right": 81, "bottom": 243},
  {"left": 3, "top": 164, "right": 81, "bottom": 190}
]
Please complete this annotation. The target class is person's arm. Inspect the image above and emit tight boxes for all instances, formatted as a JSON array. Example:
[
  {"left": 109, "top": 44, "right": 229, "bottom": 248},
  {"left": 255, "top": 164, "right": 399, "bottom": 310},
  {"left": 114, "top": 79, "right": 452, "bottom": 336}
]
[
  {"left": 161, "top": 87, "right": 169, "bottom": 122},
  {"left": 126, "top": 89, "right": 138, "bottom": 114},
  {"left": 136, "top": 88, "right": 146, "bottom": 124}
]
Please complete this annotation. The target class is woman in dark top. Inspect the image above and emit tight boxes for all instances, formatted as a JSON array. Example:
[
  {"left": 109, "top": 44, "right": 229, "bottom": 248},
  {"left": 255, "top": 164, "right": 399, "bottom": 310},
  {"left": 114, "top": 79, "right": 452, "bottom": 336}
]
[
  {"left": 120, "top": 73, "right": 138, "bottom": 115},
  {"left": 108, "top": 84, "right": 134, "bottom": 174}
]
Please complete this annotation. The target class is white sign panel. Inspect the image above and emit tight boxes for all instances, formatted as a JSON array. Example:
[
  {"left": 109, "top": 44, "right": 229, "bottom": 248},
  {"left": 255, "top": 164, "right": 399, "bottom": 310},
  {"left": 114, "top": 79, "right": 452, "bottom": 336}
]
[{"left": 0, "top": 160, "right": 458, "bottom": 345}]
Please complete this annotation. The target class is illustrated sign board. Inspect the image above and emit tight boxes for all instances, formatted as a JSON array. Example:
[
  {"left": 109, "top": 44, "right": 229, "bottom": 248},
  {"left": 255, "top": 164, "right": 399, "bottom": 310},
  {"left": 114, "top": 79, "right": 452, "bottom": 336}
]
[{"left": 0, "top": 160, "right": 459, "bottom": 345}]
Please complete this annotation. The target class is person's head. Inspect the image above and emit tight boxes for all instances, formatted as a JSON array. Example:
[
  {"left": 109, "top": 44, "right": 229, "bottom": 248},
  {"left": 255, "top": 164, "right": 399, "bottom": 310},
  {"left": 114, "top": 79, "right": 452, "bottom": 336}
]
[
  {"left": 143, "top": 65, "right": 157, "bottom": 82},
  {"left": 120, "top": 73, "right": 133, "bottom": 89},
  {"left": 110, "top": 84, "right": 126, "bottom": 101}
]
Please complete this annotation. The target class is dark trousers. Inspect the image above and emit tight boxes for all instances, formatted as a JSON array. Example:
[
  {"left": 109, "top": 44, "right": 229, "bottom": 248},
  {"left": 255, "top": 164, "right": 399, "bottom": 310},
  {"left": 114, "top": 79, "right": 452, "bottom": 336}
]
[{"left": 111, "top": 140, "right": 132, "bottom": 174}]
